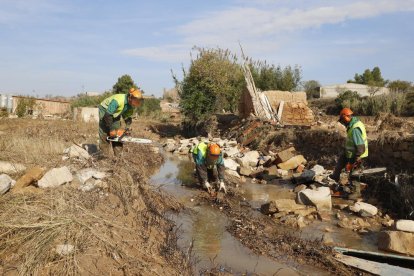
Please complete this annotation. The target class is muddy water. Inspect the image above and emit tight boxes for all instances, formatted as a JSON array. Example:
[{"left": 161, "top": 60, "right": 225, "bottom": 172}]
[{"left": 152, "top": 154, "right": 369, "bottom": 274}]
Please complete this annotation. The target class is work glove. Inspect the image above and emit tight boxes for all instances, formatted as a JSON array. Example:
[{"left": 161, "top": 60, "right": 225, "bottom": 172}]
[
  {"left": 345, "top": 163, "right": 353, "bottom": 172},
  {"left": 204, "top": 181, "right": 212, "bottom": 193},
  {"left": 219, "top": 180, "right": 227, "bottom": 194}
]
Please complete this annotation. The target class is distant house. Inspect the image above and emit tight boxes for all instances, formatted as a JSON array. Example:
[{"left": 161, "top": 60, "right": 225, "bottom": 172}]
[
  {"left": 318, "top": 83, "right": 390, "bottom": 98},
  {"left": 12, "top": 96, "right": 71, "bottom": 116}
]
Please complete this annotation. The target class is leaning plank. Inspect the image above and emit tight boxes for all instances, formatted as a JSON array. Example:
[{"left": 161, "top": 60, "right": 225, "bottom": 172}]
[{"left": 335, "top": 254, "right": 413, "bottom": 275}]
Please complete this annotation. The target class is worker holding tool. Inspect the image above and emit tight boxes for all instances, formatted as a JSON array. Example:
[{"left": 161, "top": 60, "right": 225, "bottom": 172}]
[
  {"left": 330, "top": 108, "right": 368, "bottom": 199},
  {"left": 192, "top": 142, "right": 227, "bottom": 194},
  {"left": 98, "top": 88, "right": 143, "bottom": 156}
]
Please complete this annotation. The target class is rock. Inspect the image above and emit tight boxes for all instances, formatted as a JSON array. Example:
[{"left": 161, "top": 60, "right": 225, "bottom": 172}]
[
  {"left": 224, "top": 147, "right": 239, "bottom": 157},
  {"left": 296, "top": 164, "right": 305, "bottom": 173},
  {"left": 292, "top": 170, "right": 315, "bottom": 184},
  {"left": 12, "top": 167, "right": 44, "bottom": 192},
  {"left": 378, "top": 231, "right": 414, "bottom": 256},
  {"left": 395, "top": 220, "right": 414, "bottom": 233},
  {"left": 338, "top": 218, "right": 354, "bottom": 229},
  {"left": 277, "top": 169, "right": 289, "bottom": 177},
  {"left": 77, "top": 168, "right": 107, "bottom": 185},
  {"left": 333, "top": 204, "right": 348, "bottom": 210},
  {"left": 349, "top": 202, "right": 378, "bottom": 217},
  {"left": 261, "top": 199, "right": 308, "bottom": 215},
  {"left": 38, "top": 167, "right": 73, "bottom": 188},
  {"left": 322, "top": 233, "right": 334, "bottom": 245},
  {"left": 150, "top": 146, "right": 160, "bottom": 154},
  {"left": 239, "top": 166, "right": 253, "bottom": 176},
  {"left": 294, "top": 206, "right": 317, "bottom": 217},
  {"left": 275, "top": 147, "right": 295, "bottom": 164},
  {"left": 224, "top": 158, "right": 239, "bottom": 171},
  {"left": 297, "top": 187, "right": 332, "bottom": 211},
  {"left": 65, "top": 145, "right": 91, "bottom": 160},
  {"left": 237, "top": 151, "right": 260, "bottom": 167},
  {"left": 225, "top": 140, "right": 238, "bottom": 147},
  {"left": 277, "top": 155, "right": 307, "bottom": 170},
  {"left": 294, "top": 184, "right": 307, "bottom": 193},
  {"left": 56, "top": 244, "right": 74, "bottom": 256},
  {"left": 79, "top": 178, "right": 100, "bottom": 192},
  {"left": 225, "top": 169, "right": 241, "bottom": 179},
  {"left": 310, "top": 165, "right": 325, "bottom": 176},
  {"left": 0, "top": 161, "right": 26, "bottom": 174},
  {"left": 164, "top": 143, "right": 176, "bottom": 152},
  {"left": 0, "top": 174, "right": 14, "bottom": 195},
  {"left": 297, "top": 216, "right": 307, "bottom": 228}
]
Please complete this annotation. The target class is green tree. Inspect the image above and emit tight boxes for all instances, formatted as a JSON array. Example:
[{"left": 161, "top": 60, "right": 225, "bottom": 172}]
[
  {"left": 250, "top": 62, "right": 302, "bottom": 91},
  {"left": 16, "top": 98, "right": 36, "bottom": 117},
  {"left": 174, "top": 48, "right": 245, "bottom": 125},
  {"left": 112, "top": 74, "right": 138, "bottom": 94},
  {"left": 348, "top": 66, "right": 387, "bottom": 87},
  {"left": 303, "top": 80, "right": 321, "bottom": 99}
]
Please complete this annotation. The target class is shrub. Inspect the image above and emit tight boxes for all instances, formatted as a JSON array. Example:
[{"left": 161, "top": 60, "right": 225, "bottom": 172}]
[
  {"left": 15, "top": 98, "right": 36, "bottom": 117},
  {"left": 136, "top": 98, "right": 161, "bottom": 117},
  {"left": 71, "top": 92, "right": 112, "bottom": 108}
]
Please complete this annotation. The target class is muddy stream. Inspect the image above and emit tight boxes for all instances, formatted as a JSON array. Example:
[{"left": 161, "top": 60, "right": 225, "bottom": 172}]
[{"left": 150, "top": 153, "right": 379, "bottom": 275}]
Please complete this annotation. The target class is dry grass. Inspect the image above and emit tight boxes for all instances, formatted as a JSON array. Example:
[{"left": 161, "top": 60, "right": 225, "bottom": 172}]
[{"left": 0, "top": 118, "right": 193, "bottom": 276}]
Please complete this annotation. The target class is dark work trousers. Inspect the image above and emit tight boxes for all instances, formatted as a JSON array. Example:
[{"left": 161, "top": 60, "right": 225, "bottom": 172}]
[{"left": 331, "top": 153, "right": 364, "bottom": 184}]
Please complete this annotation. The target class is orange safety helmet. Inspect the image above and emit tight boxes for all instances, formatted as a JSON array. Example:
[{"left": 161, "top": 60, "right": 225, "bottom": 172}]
[
  {"left": 129, "top": 88, "right": 143, "bottom": 100},
  {"left": 208, "top": 143, "right": 221, "bottom": 156},
  {"left": 339, "top": 107, "right": 353, "bottom": 123}
]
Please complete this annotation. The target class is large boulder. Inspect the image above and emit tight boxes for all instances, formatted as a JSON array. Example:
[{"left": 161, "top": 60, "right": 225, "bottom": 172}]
[
  {"left": 12, "top": 167, "right": 45, "bottom": 192},
  {"left": 310, "top": 165, "right": 325, "bottom": 176},
  {"left": 277, "top": 155, "right": 307, "bottom": 170},
  {"left": 0, "top": 161, "right": 26, "bottom": 174},
  {"left": 395, "top": 220, "right": 414, "bottom": 233},
  {"left": 224, "top": 158, "right": 239, "bottom": 171},
  {"left": 349, "top": 202, "right": 378, "bottom": 217},
  {"left": 0, "top": 174, "right": 15, "bottom": 195},
  {"left": 378, "top": 231, "right": 414, "bottom": 256},
  {"left": 297, "top": 187, "right": 332, "bottom": 211},
  {"left": 238, "top": 166, "right": 253, "bottom": 177},
  {"left": 38, "top": 167, "right": 73, "bottom": 189},
  {"left": 225, "top": 169, "right": 240, "bottom": 179},
  {"left": 224, "top": 147, "right": 240, "bottom": 157},
  {"left": 163, "top": 142, "right": 176, "bottom": 152},
  {"left": 237, "top": 151, "right": 260, "bottom": 167}
]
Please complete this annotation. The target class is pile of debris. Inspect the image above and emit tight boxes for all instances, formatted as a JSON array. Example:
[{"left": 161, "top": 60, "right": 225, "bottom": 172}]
[{"left": 0, "top": 144, "right": 109, "bottom": 195}]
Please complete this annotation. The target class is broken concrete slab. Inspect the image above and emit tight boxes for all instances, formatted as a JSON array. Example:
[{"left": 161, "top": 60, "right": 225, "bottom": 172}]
[
  {"left": 395, "top": 220, "right": 414, "bottom": 233},
  {"left": 378, "top": 231, "right": 414, "bottom": 256},
  {"left": 277, "top": 155, "right": 307, "bottom": 170},
  {"left": 224, "top": 158, "right": 239, "bottom": 171},
  {"left": 225, "top": 169, "right": 241, "bottom": 179},
  {"left": 237, "top": 150, "right": 260, "bottom": 167},
  {"left": 0, "top": 174, "right": 15, "bottom": 195},
  {"left": 12, "top": 167, "right": 44, "bottom": 192},
  {"left": 349, "top": 202, "right": 378, "bottom": 217},
  {"left": 223, "top": 147, "right": 240, "bottom": 158},
  {"left": 239, "top": 166, "right": 253, "bottom": 177},
  {"left": 0, "top": 161, "right": 26, "bottom": 174},
  {"left": 38, "top": 167, "right": 73, "bottom": 189},
  {"left": 275, "top": 147, "right": 295, "bottom": 164},
  {"left": 297, "top": 187, "right": 332, "bottom": 211}
]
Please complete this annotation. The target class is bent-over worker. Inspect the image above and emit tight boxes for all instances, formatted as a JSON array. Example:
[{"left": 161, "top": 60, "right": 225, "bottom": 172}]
[
  {"left": 98, "top": 88, "right": 143, "bottom": 155},
  {"left": 192, "top": 142, "right": 227, "bottom": 193},
  {"left": 330, "top": 108, "right": 368, "bottom": 199}
]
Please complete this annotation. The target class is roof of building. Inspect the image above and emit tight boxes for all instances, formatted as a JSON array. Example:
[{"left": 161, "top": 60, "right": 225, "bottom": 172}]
[{"left": 12, "top": 96, "right": 70, "bottom": 104}]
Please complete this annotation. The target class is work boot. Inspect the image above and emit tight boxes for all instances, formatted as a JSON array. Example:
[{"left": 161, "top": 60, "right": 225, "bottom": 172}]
[{"left": 347, "top": 182, "right": 361, "bottom": 200}]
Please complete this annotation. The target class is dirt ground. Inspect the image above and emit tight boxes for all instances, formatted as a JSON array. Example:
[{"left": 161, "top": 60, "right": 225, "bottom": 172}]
[{"left": 0, "top": 118, "right": 193, "bottom": 276}]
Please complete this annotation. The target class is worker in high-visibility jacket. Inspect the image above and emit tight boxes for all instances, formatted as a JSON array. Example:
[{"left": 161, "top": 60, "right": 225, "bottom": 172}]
[
  {"left": 98, "top": 88, "right": 143, "bottom": 155},
  {"left": 330, "top": 108, "right": 368, "bottom": 199},
  {"left": 192, "top": 142, "right": 227, "bottom": 193}
]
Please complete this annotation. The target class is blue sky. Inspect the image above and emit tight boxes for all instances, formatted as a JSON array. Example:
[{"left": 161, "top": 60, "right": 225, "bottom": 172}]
[{"left": 1, "top": 0, "right": 413, "bottom": 97}]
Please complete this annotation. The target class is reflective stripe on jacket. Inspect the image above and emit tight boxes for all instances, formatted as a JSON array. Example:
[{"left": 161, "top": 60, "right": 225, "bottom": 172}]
[
  {"left": 345, "top": 119, "right": 368, "bottom": 159},
  {"left": 192, "top": 142, "right": 223, "bottom": 168}
]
